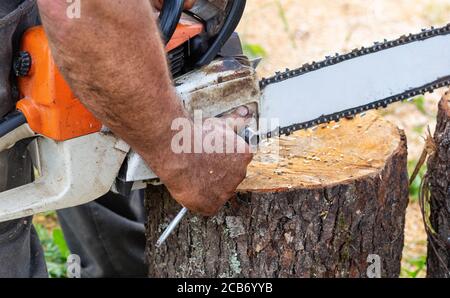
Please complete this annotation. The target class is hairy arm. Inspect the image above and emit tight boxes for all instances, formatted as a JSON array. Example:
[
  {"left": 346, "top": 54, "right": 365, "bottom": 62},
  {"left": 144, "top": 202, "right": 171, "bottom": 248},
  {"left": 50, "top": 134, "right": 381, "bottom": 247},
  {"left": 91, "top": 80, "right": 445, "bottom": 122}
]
[{"left": 36, "top": 0, "right": 252, "bottom": 215}]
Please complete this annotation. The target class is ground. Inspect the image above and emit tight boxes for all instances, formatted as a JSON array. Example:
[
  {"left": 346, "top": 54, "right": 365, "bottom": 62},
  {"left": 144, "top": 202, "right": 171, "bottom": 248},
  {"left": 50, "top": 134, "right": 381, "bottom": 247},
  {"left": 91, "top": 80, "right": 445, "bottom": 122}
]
[{"left": 35, "top": 0, "right": 450, "bottom": 277}]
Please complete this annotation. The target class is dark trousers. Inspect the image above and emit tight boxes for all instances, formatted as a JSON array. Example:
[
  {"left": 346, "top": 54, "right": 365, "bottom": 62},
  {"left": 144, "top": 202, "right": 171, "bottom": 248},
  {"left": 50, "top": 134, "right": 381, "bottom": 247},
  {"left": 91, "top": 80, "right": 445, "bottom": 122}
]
[{"left": 0, "top": 144, "right": 148, "bottom": 278}]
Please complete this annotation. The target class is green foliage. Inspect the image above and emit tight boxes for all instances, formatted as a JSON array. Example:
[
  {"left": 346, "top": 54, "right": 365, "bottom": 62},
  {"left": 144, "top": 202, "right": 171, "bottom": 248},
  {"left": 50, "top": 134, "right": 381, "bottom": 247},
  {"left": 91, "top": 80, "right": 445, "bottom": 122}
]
[
  {"left": 53, "top": 229, "right": 70, "bottom": 259},
  {"left": 408, "top": 160, "right": 427, "bottom": 202},
  {"left": 34, "top": 224, "right": 69, "bottom": 278},
  {"left": 274, "top": 0, "right": 296, "bottom": 48},
  {"left": 412, "top": 125, "right": 424, "bottom": 134},
  {"left": 43, "top": 210, "right": 57, "bottom": 217},
  {"left": 401, "top": 255, "right": 427, "bottom": 278},
  {"left": 275, "top": 0, "right": 289, "bottom": 33},
  {"left": 409, "top": 96, "right": 427, "bottom": 115},
  {"left": 243, "top": 43, "right": 267, "bottom": 59}
]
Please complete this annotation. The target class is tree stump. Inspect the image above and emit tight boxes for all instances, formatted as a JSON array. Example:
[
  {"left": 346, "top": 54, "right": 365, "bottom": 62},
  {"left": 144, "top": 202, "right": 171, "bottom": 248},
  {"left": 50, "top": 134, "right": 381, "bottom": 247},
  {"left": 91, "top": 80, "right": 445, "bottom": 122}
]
[
  {"left": 426, "top": 96, "right": 450, "bottom": 278},
  {"left": 145, "top": 112, "right": 409, "bottom": 277}
]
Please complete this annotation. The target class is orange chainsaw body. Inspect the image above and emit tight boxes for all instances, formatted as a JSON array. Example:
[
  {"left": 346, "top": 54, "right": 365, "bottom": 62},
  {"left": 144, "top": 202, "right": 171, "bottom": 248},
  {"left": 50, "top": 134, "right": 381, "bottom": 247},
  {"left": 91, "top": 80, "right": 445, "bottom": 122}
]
[{"left": 17, "top": 18, "right": 203, "bottom": 141}]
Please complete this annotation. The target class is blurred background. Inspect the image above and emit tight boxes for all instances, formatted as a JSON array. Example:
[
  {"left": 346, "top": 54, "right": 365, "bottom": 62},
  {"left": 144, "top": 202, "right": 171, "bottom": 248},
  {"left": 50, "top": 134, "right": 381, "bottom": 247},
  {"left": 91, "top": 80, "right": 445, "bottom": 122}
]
[{"left": 34, "top": 0, "right": 450, "bottom": 277}]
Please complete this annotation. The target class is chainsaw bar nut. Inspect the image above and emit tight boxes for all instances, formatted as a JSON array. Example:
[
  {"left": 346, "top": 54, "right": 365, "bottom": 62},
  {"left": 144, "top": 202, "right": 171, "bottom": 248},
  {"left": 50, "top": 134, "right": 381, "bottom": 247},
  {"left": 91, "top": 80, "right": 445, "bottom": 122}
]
[{"left": 13, "top": 51, "right": 32, "bottom": 77}]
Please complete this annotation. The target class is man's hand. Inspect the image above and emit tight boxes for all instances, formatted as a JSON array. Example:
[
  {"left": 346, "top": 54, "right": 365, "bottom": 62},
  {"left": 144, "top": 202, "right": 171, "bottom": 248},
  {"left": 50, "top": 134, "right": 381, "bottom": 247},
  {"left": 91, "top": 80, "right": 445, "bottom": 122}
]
[
  {"left": 159, "top": 108, "right": 253, "bottom": 216},
  {"left": 37, "top": 0, "right": 250, "bottom": 216},
  {"left": 151, "top": 0, "right": 196, "bottom": 10}
]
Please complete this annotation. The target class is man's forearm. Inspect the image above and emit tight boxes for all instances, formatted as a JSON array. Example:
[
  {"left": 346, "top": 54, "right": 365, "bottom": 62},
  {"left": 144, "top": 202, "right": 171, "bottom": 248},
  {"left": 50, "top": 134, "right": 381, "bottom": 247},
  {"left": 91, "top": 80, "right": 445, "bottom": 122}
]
[
  {"left": 37, "top": 0, "right": 187, "bottom": 174},
  {"left": 37, "top": 0, "right": 253, "bottom": 216}
]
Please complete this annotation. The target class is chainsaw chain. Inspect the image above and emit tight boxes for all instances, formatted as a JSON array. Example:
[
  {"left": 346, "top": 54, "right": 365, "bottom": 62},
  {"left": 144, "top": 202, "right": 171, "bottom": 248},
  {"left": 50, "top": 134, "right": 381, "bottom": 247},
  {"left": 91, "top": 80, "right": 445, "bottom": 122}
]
[{"left": 259, "top": 23, "right": 450, "bottom": 140}]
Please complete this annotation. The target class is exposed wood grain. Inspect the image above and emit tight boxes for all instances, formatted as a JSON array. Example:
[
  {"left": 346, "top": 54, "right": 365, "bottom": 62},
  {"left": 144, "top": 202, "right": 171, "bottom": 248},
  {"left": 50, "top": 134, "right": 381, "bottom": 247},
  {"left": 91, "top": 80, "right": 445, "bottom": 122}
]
[{"left": 239, "top": 112, "right": 402, "bottom": 192}]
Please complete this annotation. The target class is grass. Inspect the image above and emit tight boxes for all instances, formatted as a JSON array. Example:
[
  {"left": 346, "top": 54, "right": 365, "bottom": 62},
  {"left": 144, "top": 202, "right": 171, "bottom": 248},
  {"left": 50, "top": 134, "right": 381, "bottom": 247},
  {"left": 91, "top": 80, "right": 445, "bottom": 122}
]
[
  {"left": 402, "top": 158, "right": 428, "bottom": 278},
  {"left": 243, "top": 43, "right": 267, "bottom": 59},
  {"left": 401, "top": 255, "right": 427, "bottom": 278},
  {"left": 274, "top": 0, "right": 297, "bottom": 49},
  {"left": 408, "top": 96, "right": 427, "bottom": 115},
  {"left": 33, "top": 212, "right": 70, "bottom": 278},
  {"left": 412, "top": 125, "right": 424, "bottom": 134}
]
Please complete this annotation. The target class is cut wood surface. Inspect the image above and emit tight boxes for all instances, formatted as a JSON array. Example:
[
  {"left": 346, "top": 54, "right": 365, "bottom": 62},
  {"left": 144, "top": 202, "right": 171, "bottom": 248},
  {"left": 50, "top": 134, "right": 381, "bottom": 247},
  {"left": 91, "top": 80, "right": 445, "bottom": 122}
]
[
  {"left": 427, "top": 96, "right": 450, "bottom": 278},
  {"left": 145, "top": 111, "right": 409, "bottom": 277},
  {"left": 239, "top": 112, "right": 404, "bottom": 192}
]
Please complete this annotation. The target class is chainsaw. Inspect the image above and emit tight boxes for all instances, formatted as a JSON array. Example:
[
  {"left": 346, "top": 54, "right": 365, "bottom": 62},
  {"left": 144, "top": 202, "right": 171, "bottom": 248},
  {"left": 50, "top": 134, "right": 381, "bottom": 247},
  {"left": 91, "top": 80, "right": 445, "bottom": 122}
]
[{"left": 1, "top": 0, "right": 450, "bottom": 225}]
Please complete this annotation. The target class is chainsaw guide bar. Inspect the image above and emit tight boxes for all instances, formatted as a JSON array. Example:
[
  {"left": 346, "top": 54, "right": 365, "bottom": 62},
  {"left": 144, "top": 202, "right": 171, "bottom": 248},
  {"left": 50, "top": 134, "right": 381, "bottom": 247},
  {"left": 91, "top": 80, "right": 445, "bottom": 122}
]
[{"left": 258, "top": 23, "right": 450, "bottom": 140}]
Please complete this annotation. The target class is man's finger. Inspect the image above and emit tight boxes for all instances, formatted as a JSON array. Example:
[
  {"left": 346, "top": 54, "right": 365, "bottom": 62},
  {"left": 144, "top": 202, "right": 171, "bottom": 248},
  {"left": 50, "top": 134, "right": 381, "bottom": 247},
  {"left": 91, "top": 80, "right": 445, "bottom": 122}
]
[
  {"left": 151, "top": 0, "right": 163, "bottom": 10},
  {"left": 221, "top": 105, "right": 256, "bottom": 133},
  {"left": 152, "top": 0, "right": 196, "bottom": 11},
  {"left": 184, "top": 0, "right": 197, "bottom": 9}
]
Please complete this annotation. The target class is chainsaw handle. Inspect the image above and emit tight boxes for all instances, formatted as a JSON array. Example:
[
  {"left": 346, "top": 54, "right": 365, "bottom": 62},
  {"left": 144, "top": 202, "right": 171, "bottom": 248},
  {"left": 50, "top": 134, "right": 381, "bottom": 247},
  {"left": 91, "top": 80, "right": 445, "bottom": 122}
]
[
  {"left": 0, "top": 111, "right": 35, "bottom": 152},
  {"left": 194, "top": 0, "right": 247, "bottom": 67},
  {"left": 0, "top": 111, "right": 27, "bottom": 138},
  {"left": 159, "top": 0, "right": 184, "bottom": 44}
]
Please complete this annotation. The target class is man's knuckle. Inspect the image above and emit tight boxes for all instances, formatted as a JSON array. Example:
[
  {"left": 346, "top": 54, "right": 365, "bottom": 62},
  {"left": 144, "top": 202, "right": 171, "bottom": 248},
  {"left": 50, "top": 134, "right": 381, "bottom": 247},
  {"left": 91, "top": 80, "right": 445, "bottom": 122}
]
[
  {"left": 241, "top": 168, "right": 248, "bottom": 179},
  {"left": 244, "top": 153, "right": 253, "bottom": 163},
  {"left": 203, "top": 209, "right": 215, "bottom": 217},
  {"left": 222, "top": 193, "right": 233, "bottom": 202}
]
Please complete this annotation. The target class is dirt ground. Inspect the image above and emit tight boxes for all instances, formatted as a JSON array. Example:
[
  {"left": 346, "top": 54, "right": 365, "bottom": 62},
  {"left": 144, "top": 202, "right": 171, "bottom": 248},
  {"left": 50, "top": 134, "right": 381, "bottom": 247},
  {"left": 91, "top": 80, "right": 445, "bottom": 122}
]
[{"left": 237, "top": 0, "right": 450, "bottom": 277}]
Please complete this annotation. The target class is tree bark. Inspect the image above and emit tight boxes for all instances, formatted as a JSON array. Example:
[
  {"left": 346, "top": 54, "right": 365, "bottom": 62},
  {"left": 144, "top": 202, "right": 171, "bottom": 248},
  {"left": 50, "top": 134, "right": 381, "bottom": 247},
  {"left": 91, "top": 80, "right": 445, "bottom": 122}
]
[
  {"left": 427, "top": 96, "right": 450, "bottom": 278},
  {"left": 145, "top": 112, "right": 409, "bottom": 277}
]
